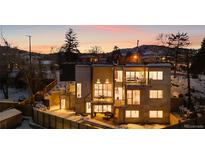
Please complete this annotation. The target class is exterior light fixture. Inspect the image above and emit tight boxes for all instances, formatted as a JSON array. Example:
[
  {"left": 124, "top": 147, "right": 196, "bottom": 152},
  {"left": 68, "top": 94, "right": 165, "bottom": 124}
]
[
  {"left": 133, "top": 55, "right": 137, "bottom": 59},
  {"left": 96, "top": 79, "right": 101, "bottom": 84},
  {"left": 105, "top": 79, "right": 109, "bottom": 84}
]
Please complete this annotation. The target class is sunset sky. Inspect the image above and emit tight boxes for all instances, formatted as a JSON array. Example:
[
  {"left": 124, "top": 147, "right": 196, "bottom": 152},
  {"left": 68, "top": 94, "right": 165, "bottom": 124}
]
[{"left": 1, "top": 25, "right": 205, "bottom": 54}]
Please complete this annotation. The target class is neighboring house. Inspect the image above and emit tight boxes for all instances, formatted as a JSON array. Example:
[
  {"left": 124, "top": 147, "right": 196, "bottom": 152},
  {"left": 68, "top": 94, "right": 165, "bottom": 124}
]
[{"left": 74, "top": 63, "right": 171, "bottom": 124}]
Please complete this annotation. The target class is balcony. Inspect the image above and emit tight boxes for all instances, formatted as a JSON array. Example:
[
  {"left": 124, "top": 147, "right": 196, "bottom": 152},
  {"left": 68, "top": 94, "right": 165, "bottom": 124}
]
[
  {"left": 126, "top": 78, "right": 147, "bottom": 86},
  {"left": 114, "top": 100, "right": 125, "bottom": 107}
]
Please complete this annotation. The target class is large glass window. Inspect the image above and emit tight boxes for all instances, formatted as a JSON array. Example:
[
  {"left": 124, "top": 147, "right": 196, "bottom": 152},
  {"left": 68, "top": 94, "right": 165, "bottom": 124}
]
[
  {"left": 77, "top": 83, "right": 82, "bottom": 98},
  {"left": 149, "top": 90, "right": 163, "bottom": 98},
  {"left": 149, "top": 110, "right": 163, "bottom": 118},
  {"left": 103, "top": 83, "right": 112, "bottom": 97},
  {"left": 115, "top": 87, "right": 123, "bottom": 100},
  {"left": 94, "top": 79, "right": 112, "bottom": 97},
  {"left": 94, "top": 83, "right": 103, "bottom": 97},
  {"left": 127, "top": 90, "right": 140, "bottom": 105},
  {"left": 126, "top": 71, "right": 144, "bottom": 81},
  {"left": 125, "top": 110, "right": 139, "bottom": 118},
  {"left": 115, "top": 70, "right": 123, "bottom": 82},
  {"left": 149, "top": 71, "right": 163, "bottom": 80}
]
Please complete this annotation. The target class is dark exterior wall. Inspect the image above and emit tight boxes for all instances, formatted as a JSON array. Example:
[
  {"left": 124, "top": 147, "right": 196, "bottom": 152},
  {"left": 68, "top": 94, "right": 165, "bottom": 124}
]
[
  {"left": 117, "top": 66, "right": 171, "bottom": 124},
  {"left": 75, "top": 65, "right": 91, "bottom": 114}
]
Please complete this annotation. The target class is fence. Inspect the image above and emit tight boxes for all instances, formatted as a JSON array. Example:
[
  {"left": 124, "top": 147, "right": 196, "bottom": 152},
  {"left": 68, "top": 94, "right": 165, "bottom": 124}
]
[{"left": 33, "top": 108, "right": 102, "bottom": 129}]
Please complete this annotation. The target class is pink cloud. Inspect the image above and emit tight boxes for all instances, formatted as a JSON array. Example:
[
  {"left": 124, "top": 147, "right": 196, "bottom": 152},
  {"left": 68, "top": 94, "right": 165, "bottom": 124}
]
[{"left": 85, "top": 25, "right": 149, "bottom": 35}]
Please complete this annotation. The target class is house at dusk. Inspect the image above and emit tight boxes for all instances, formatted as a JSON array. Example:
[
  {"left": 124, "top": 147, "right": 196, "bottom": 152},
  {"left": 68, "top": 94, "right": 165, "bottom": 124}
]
[
  {"left": 74, "top": 63, "right": 171, "bottom": 124},
  {"left": 47, "top": 62, "right": 171, "bottom": 125}
]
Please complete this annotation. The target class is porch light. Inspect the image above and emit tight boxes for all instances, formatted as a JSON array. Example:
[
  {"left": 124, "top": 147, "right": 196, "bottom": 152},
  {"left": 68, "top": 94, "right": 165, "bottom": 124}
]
[{"left": 105, "top": 79, "right": 109, "bottom": 84}]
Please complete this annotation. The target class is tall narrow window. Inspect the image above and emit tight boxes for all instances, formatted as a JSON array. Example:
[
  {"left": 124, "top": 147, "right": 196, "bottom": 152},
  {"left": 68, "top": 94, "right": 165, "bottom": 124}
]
[
  {"left": 115, "top": 87, "right": 123, "bottom": 100},
  {"left": 127, "top": 90, "right": 140, "bottom": 105},
  {"left": 133, "top": 90, "right": 140, "bottom": 104},
  {"left": 127, "top": 90, "right": 132, "bottom": 104},
  {"left": 77, "top": 83, "right": 82, "bottom": 98},
  {"left": 115, "top": 70, "right": 123, "bottom": 82},
  {"left": 86, "top": 102, "right": 91, "bottom": 113},
  {"left": 94, "top": 83, "right": 103, "bottom": 97},
  {"left": 149, "top": 71, "right": 163, "bottom": 80},
  {"left": 149, "top": 90, "right": 163, "bottom": 98},
  {"left": 103, "top": 83, "right": 112, "bottom": 97}
]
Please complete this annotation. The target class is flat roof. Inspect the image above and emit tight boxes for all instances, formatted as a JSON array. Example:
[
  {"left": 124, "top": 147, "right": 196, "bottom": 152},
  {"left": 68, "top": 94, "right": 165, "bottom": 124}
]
[
  {"left": 76, "top": 63, "right": 171, "bottom": 67},
  {"left": 147, "top": 63, "right": 171, "bottom": 67}
]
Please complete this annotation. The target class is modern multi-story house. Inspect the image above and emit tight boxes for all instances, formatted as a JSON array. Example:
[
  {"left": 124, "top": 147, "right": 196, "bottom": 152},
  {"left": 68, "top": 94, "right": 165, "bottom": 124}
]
[{"left": 74, "top": 63, "right": 171, "bottom": 124}]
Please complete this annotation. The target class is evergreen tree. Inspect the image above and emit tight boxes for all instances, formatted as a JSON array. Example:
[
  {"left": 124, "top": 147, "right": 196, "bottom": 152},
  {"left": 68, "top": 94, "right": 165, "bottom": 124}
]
[
  {"left": 190, "top": 37, "right": 205, "bottom": 74},
  {"left": 59, "top": 28, "right": 80, "bottom": 63}
]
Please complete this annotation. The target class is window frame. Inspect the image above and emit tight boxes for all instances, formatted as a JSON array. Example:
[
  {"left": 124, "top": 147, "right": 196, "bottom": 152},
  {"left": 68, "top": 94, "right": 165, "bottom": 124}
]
[
  {"left": 149, "top": 71, "right": 163, "bottom": 80},
  {"left": 149, "top": 90, "right": 163, "bottom": 99},
  {"left": 115, "top": 70, "right": 123, "bottom": 82},
  {"left": 125, "top": 110, "right": 139, "bottom": 118},
  {"left": 77, "top": 83, "right": 82, "bottom": 98},
  {"left": 149, "top": 110, "right": 163, "bottom": 118},
  {"left": 127, "top": 90, "right": 140, "bottom": 105}
]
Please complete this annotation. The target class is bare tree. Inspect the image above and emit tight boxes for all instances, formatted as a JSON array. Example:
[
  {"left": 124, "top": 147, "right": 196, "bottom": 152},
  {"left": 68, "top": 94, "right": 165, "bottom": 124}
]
[
  {"left": 89, "top": 46, "right": 102, "bottom": 54},
  {"left": 0, "top": 32, "right": 10, "bottom": 99},
  {"left": 157, "top": 32, "right": 190, "bottom": 77},
  {"left": 168, "top": 32, "right": 190, "bottom": 77}
]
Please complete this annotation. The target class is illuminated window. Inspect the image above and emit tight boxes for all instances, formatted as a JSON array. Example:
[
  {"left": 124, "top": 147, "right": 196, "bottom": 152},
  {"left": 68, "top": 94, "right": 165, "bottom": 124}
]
[
  {"left": 149, "top": 71, "right": 163, "bottom": 80},
  {"left": 127, "top": 90, "right": 140, "bottom": 105},
  {"left": 149, "top": 90, "right": 163, "bottom": 98},
  {"left": 86, "top": 102, "right": 91, "bottom": 113},
  {"left": 149, "top": 110, "right": 163, "bottom": 118},
  {"left": 94, "top": 79, "right": 112, "bottom": 97},
  {"left": 77, "top": 83, "right": 82, "bottom": 98},
  {"left": 94, "top": 105, "right": 112, "bottom": 112},
  {"left": 126, "top": 71, "right": 135, "bottom": 80},
  {"left": 94, "top": 83, "right": 103, "bottom": 97},
  {"left": 126, "top": 110, "right": 139, "bottom": 118},
  {"left": 115, "top": 87, "right": 123, "bottom": 100},
  {"left": 135, "top": 71, "right": 144, "bottom": 79},
  {"left": 103, "top": 83, "right": 112, "bottom": 97},
  {"left": 130, "top": 72, "right": 135, "bottom": 80},
  {"left": 115, "top": 70, "right": 123, "bottom": 82},
  {"left": 103, "top": 105, "right": 112, "bottom": 112},
  {"left": 60, "top": 99, "right": 66, "bottom": 109},
  {"left": 126, "top": 71, "right": 144, "bottom": 81}
]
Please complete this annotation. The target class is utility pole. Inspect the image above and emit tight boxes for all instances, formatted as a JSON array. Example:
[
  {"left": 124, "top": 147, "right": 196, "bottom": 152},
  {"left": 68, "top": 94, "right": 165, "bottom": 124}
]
[
  {"left": 26, "top": 35, "right": 32, "bottom": 65},
  {"left": 137, "top": 40, "right": 139, "bottom": 51}
]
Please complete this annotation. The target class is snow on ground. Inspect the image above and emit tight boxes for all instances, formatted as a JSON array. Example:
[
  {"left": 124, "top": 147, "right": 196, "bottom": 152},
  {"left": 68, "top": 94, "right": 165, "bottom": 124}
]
[
  {"left": 120, "top": 124, "right": 167, "bottom": 129},
  {"left": 171, "top": 72, "right": 205, "bottom": 121},
  {"left": 0, "top": 88, "right": 29, "bottom": 102},
  {"left": 16, "top": 119, "right": 32, "bottom": 129},
  {"left": 171, "top": 73, "right": 205, "bottom": 99}
]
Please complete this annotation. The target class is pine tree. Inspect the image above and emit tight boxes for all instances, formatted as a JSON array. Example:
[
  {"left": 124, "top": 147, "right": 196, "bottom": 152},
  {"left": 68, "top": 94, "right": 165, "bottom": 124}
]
[
  {"left": 59, "top": 28, "right": 80, "bottom": 63},
  {"left": 190, "top": 37, "right": 205, "bottom": 74}
]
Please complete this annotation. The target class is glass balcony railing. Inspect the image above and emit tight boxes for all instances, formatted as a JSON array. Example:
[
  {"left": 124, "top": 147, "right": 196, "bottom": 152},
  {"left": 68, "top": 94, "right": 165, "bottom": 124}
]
[{"left": 126, "top": 78, "right": 147, "bottom": 85}]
